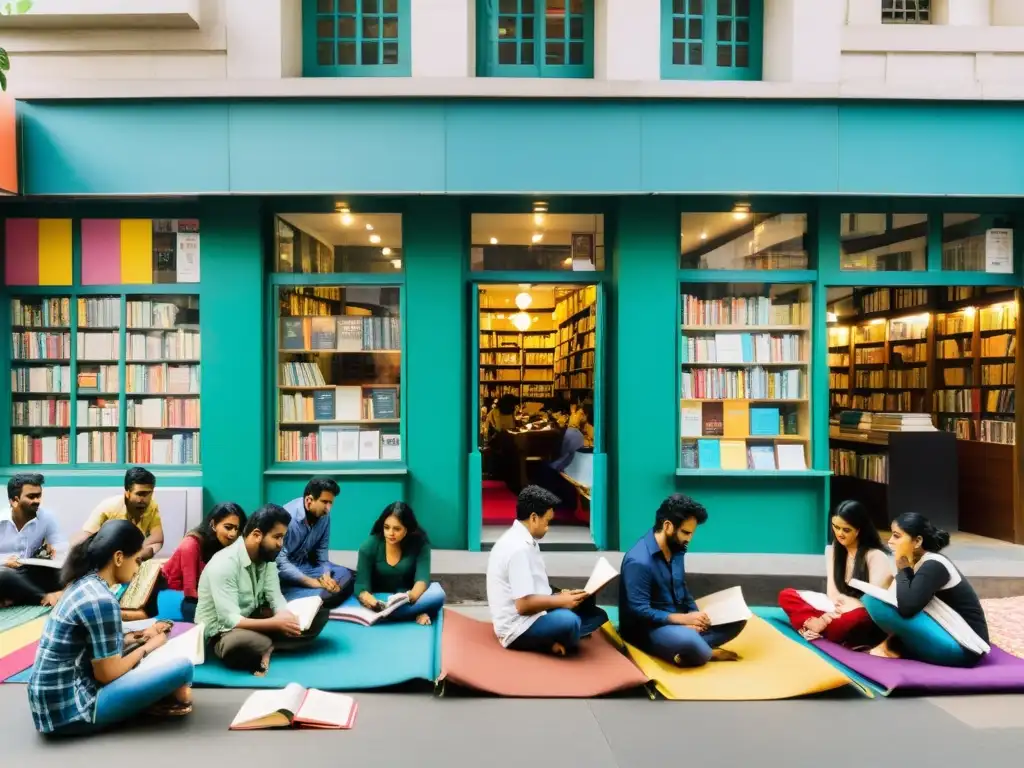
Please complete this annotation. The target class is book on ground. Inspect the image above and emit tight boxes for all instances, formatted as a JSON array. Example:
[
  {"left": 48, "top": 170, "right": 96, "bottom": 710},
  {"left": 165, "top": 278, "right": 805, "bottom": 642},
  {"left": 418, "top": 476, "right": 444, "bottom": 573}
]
[
  {"left": 286, "top": 596, "right": 323, "bottom": 631},
  {"left": 330, "top": 592, "right": 409, "bottom": 626},
  {"left": 696, "top": 586, "right": 752, "bottom": 626},
  {"left": 583, "top": 556, "right": 618, "bottom": 596},
  {"left": 138, "top": 623, "right": 205, "bottom": 669},
  {"left": 230, "top": 683, "right": 358, "bottom": 731}
]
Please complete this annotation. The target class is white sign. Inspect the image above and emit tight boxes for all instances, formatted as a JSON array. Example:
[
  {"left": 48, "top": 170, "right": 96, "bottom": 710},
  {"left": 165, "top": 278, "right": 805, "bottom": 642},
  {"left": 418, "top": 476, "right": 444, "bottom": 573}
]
[
  {"left": 985, "top": 228, "right": 1013, "bottom": 274},
  {"left": 176, "top": 233, "right": 200, "bottom": 283}
]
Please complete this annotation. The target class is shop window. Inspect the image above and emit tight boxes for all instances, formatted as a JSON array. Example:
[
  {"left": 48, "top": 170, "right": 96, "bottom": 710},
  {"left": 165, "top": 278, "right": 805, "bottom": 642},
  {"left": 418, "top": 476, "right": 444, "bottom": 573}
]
[
  {"left": 303, "top": 0, "right": 411, "bottom": 78},
  {"left": 942, "top": 214, "right": 1015, "bottom": 274},
  {"left": 678, "top": 282, "right": 812, "bottom": 472},
  {"left": 840, "top": 213, "right": 927, "bottom": 272},
  {"left": 662, "top": 0, "right": 763, "bottom": 81},
  {"left": 470, "top": 212, "right": 605, "bottom": 272},
  {"left": 477, "top": 0, "right": 594, "bottom": 79},
  {"left": 680, "top": 211, "right": 808, "bottom": 270},
  {"left": 274, "top": 213, "right": 403, "bottom": 274},
  {"left": 882, "top": 0, "right": 930, "bottom": 24}
]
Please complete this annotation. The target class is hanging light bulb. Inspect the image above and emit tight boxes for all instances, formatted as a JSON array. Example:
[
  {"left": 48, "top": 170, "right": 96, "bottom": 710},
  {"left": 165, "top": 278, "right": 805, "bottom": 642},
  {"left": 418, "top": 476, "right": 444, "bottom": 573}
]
[
  {"left": 337, "top": 203, "right": 353, "bottom": 227},
  {"left": 515, "top": 288, "right": 532, "bottom": 311},
  {"left": 511, "top": 312, "right": 531, "bottom": 332}
]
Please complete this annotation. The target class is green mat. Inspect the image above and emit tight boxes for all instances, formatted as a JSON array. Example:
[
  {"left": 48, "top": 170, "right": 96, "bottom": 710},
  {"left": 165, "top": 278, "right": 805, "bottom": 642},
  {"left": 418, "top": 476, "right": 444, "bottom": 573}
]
[
  {"left": 0, "top": 605, "right": 49, "bottom": 634},
  {"left": 191, "top": 612, "right": 444, "bottom": 690}
]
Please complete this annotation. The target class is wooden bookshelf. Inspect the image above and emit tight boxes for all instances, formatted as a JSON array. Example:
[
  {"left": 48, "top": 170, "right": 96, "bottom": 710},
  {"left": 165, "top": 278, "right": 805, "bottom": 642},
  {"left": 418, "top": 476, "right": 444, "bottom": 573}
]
[
  {"left": 478, "top": 329, "right": 557, "bottom": 402},
  {"left": 678, "top": 284, "right": 811, "bottom": 472},
  {"left": 554, "top": 285, "right": 596, "bottom": 400}
]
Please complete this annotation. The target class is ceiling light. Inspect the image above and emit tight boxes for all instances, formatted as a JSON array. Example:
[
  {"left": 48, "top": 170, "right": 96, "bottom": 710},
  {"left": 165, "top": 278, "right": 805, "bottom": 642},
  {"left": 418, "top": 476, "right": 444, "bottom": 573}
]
[
  {"left": 563, "top": 257, "right": 572, "bottom": 265},
  {"left": 391, "top": 259, "right": 402, "bottom": 269},
  {"left": 490, "top": 237, "right": 498, "bottom": 245},
  {"left": 511, "top": 312, "right": 531, "bottom": 332},
  {"left": 963, "top": 306, "right": 976, "bottom": 317},
  {"left": 369, "top": 234, "right": 381, "bottom": 244},
  {"left": 381, "top": 247, "right": 392, "bottom": 256},
  {"left": 515, "top": 291, "right": 533, "bottom": 311},
  {"left": 336, "top": 203, "right": 353, "bottom": 227},
  {"left": 732, "top": 202, "right": 751, "bottom": 221},
  {"left": 365, "top": 224, "right": 374, "bottom": 231},
  {"left": 700, "top": 231, "right": 708, "bottom": 241},
  {"left": 531, "top": 233, "right": 543, "bottom": 243},
  {"left": 827, "top": 312, "right": 838, "bottom": 323}
]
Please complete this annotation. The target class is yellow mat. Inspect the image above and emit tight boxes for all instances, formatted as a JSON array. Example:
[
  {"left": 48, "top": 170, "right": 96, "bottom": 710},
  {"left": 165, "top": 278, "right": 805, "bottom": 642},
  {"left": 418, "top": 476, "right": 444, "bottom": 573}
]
[
  {"left": 604, "top": 615, "right": 873, "bottom": 701},
  {"left": 0, "top": 616, "right": 47, "bottom": 657}
]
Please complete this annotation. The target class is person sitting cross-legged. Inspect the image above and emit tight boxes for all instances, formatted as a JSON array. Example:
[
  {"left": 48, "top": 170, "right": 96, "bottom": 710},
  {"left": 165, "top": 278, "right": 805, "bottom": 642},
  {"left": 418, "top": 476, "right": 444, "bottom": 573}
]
[
  {"left": 619, "top": 493, "right": 747, "bottom": 668},
  {"left": 486, "top": 485, "right": 609, "bottom": 656},
  {"left": 195, "top": 504, "right": 329, "bottom": 677}
]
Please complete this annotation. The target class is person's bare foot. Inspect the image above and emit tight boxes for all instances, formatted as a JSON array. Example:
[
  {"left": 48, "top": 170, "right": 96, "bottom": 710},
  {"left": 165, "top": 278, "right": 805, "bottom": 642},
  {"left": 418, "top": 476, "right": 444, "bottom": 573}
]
[
  {"left": 254, "top": 649, "right": 273, "bottom": 677},
  {"left": 551, "top": 642, "right": 567, "bottom": 657},
  {"left": 710, "top": 648, "right": 740, "bottom": 662},
  {"left": 415, "top": 613, "right": 431, "bottom": 626},
  {"left": 869, "top": 639, "right": 900, "bottom": 659}
]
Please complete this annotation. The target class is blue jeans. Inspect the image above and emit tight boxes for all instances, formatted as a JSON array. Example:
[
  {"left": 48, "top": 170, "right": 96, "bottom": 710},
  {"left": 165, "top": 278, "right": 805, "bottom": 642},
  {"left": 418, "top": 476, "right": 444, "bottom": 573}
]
[
  {"left": 644, "top": 620, "right": 748, "bottom": 668},
  {"left": 280, "top": 563, "right": 354, "bottom": 609},
  {"left": 509, "top": 601, "right": 609, "bottom": 654},
  {"left": 379, "top": 582, "right": 446, "bottom": 623},
  {"left": 862, "top": 595, "right": 980, "bottom": 668}
]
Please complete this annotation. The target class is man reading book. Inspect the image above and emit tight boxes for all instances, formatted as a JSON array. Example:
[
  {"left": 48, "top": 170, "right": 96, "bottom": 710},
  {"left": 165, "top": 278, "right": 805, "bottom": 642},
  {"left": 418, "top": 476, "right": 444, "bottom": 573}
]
[
  {"left": 618, "top": 493, "right": 746, "bottom": 667},
  {"left": 0, "top": 473, "right": 67, "bottom": 608},
  {"left": 276, "top": 477, "right": 353, "bottom": 609},
  {"left": 485, "top": 485, "right": 608, "bottom": 656},
  {"left": 196, "top": 504, "right": 330, "bottom": 676}
]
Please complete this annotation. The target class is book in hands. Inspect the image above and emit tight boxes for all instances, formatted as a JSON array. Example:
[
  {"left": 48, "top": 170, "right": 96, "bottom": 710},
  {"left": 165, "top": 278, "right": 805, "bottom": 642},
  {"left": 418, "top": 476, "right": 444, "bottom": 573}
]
[
  {"left": 286, "top": 596, "right": 324, "bottom": 631},
  {"left": 138, "top": 623, "right": 205, "bottom": 669},
  {"left": 696, "top": 586, "right": 752, "bottom": 626},
  {"left": 329, "top": 592, "right": 409, "bottom": 626},
  {"left": 16, "top": 557, "right": 64, "bottom": 570},
  {"left": 230, "top": 683, "right": 358, "bottom": 731},
  {"left": 583, "top": 556, "right": 618, "bottom": 596}
]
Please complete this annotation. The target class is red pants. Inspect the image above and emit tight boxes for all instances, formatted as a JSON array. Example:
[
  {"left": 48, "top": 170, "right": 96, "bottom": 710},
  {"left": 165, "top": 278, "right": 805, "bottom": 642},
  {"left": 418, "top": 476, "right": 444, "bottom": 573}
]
[{"left": 778, "top": 588, "right": 880, "bottom": 648}]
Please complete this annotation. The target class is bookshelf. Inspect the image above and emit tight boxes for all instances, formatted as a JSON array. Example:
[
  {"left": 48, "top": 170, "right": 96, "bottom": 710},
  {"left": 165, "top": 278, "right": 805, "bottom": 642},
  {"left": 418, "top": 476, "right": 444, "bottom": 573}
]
[
  {"left": 553, "top": 285, "right": 596, "bottom": 401},
  {"left": 678, "top": 284, "right": 811, "bottom": 472},
  {"left": 478, "top": 329, "right": 558, "bottom": 403},
  {"left": 277, "top": 285, "right": 401, "bottom": 463}
]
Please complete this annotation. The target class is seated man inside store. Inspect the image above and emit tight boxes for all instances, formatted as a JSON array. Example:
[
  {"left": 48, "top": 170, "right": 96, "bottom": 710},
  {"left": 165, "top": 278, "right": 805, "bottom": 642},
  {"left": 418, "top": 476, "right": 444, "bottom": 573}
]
[
  {"left": 276, "top": 477, "right": 352, "bottom": 609},
  {"left": 196, "top": 503, "right": 330, "bottom": 676},
  {"left": 536, "top": 403, "right": 592, "bottom": 509},
  {"left": 0, "top": 473, "right": 67, "bottom": 608},
  {"left": 486, "top": 485, "right": 609, "bottom": 656},
  {"left": 619, "top": 493, "right": 746, "bottom": 668}
]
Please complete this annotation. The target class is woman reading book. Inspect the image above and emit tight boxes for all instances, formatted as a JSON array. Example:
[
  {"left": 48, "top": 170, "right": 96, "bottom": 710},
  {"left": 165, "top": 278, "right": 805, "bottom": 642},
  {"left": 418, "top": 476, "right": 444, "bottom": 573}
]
[
  {"left": 778, "top": 499, "right": 893, "bottom": 648},
  {"left": 28, "top": 520, "right": 193, "bottom": 736},
  {"left": 161, "top": 502, "right": 247, "bottom": 622},
  {"left": 352, "top": 502, "right": 445, "bottom": 626},
  {"left": 865, "top": 512, "right": 989, "bottom": 667}
]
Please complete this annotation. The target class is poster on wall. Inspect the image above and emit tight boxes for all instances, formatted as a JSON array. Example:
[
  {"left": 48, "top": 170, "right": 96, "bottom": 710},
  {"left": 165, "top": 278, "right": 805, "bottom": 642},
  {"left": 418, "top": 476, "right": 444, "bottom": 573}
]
[
  {"left": 571, "top": 232, "right": 595, "bottom": 272},
  {"left": 985, "top": 229, "right": 1013, "bottom": 274},
  {"left": 153, "top": 218, "right": 201, "bottom": 283}
]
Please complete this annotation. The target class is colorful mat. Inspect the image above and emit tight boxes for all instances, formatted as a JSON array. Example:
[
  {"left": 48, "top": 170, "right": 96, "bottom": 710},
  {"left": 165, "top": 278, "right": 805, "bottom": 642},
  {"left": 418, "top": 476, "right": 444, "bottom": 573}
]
[
  {"left": 0, "top": 615, "right": 48, "bottom": 683},
  {"left": 605, "top": 612, "right": 872, "bottom": 701},
  {"left": 190, "top": 612, "right": 443, "bottom": 690},
  {"left": 0, "top": 605, "right": 49, "bottom": 634},
  {"left": 982, "top": 596, "right": 1024, "bottom": 660},
  {"left": 438, "top": 609, "right": 648, "bottom": 697}
]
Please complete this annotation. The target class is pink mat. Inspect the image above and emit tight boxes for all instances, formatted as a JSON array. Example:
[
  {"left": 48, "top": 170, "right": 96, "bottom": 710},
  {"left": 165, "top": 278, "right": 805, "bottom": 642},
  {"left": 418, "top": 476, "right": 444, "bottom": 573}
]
[{"left": 0, "top": 641, "right": 38, "bottom": 682}]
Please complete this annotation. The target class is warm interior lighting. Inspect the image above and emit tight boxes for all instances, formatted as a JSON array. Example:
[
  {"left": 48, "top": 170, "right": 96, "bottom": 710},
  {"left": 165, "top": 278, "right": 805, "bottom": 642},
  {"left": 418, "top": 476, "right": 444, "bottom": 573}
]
[
  {"left": 827, "top": 312, "right": 838, "bottom": 323},
  {"left": 390, "top": 259, "right": 402, "bottom": 269},
  {"left": 963, "top": 306, "right": 977, "bottom": 317},
  {"left": 365, "top": 223, "right": 374, "bottom": 231},
  {"left": 381, "top": 247, "right": 392, "bottom": 256},
  {"left": 490, "top": 237, "right": 498, "bottom": 245},
  {"left": 562, "top": 256, "right": 572, "bottom": 266},
  {"left": 990, "top": 301, "right": 1015, "bottom": 313},
  {"left": 531, "top": 233, "right": 543, "bottom": 243},
  {"left": 369, "top": 234, "right": 382, "bottom": 244},
  {"left": 336, "top": 202, "right": 353, "bottom": 226},
  {"left": 732, "top": 202, "right": 751, "bottom": 221},
  {"left": 514, "top": 289, "right": 533, "bottom": 311},
  {"left": 511, "top": 311, "right": 531, "bottom": 331},
  {"left": 870, "top": 318, "right": 886, "bottom": 326},
  {"left": 894, "top": 313, "right": 930, "bottom": 325},
  {"left": 533, "top": 201, "right": 548, "bottom": 226},
  {"left": 700, "top": 231, "right": 708, "bottom": 240}
]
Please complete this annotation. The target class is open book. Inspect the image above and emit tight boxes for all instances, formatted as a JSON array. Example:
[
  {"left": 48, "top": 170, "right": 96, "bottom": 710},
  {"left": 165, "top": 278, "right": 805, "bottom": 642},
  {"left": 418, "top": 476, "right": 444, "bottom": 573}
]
[
  {"left": 330, "top": 592, "right": 409, "bottom": 626},
  {"left": 16, "top": 557, "right": 64, "bottom": 570},
  {"left": 138, "top": 623, "right": 206, "bottom": 669},
  {"left": 583, "top": 556, "right": 618, "bottom": 596},
  {"left": 696, "top": 586, "right": 753, "bottom": 626},
  {"left": 286, "top": 596, "right": 324, "bottom": 631},
  {"left": 230, "top": 683, "right": 358, "bottom": 730}
]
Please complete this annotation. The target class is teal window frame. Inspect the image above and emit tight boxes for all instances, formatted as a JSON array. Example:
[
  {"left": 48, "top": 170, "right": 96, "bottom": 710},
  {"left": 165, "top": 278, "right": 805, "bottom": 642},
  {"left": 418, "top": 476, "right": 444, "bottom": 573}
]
[
  {"left": 661, "top": 0, "right": 764, "bottom": 82},
  {"left": 477, "top": 0, "right": 595, "bottom": 79},
  {"left": 302, "top": 0, "right": 412, "bottom": 78}
]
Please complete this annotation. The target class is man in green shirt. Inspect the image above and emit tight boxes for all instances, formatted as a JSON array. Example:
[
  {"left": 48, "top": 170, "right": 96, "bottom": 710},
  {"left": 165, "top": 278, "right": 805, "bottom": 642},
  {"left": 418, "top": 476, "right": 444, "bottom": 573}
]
[{"left": 195, "top": 503, "right": 330, "bottom": 675}]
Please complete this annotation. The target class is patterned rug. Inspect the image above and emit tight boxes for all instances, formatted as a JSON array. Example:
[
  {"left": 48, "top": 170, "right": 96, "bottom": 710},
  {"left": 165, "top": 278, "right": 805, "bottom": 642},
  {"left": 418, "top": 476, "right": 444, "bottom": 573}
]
[{"left": 983, "top": 596, "right": 1024, "bottom": 659}]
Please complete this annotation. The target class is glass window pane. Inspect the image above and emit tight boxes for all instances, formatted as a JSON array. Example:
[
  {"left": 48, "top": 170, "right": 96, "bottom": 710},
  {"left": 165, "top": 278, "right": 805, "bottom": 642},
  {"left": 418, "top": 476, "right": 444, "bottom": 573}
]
[
  {"left": 470, "top": 213, "right": 605, "bottom": 272},
  {"left": 317, "top": 42, "right": 333, "bottom": 65},
  {"left": 499, "top": 16, "right": 518, "bottom": 38},
  {"left": 717, "top": 19, "right": 733, "bottom": 42},
  {"left": 363, "top": 17, "right": 380, "bottom": 38},
  {"left": 362, "top": 0, "right": 379, "bottom": 12},
  {"left": 840, "top": 213, "right": 927, "bottom": 271},
  {"left": 383, "top": 0, "right": 398, "bottom": 12},
  {"left": 499, "top": 0, "right": 517, "bottom": 12},
  {"left": 521, "top": 42, "right": 535, "bottom": 64},
  {"left": 277, "top": 285, "right": 401, "bottom": 463},
  {"left": 678, "top": 282, "right": 811, "bottom": 471},
  {"left": 672, "top": 42, "right": 685, "bottom": 65},
  {"left": 569, "top": 16, "right": 584, "bottom": 40},
  {"left": 361, "top": 41, "right": 381, "bottom": 64},
  {"left": 568, "top": 42, "right": 584, "bottom": 64},
  {"left": 681, "top": 212, "right": 809, "bottom": 270},
  {"left": 942, "top": 214, "right": 1015, "bottom": 273},
  {"left": 689, "top": 43, "right": 703, "bottom": 65},
  {"left": 382, "top": 17, "right": 398, "bottom": 38},
  {"left": 317, "top": 18, "right": 335, "bottom": 38},
  {"left": 382, "top": 42, "right": 399, "bottom": 64},
  {"left": 689, "top": 0, "right": 704, "bottom": 12},
  {"left": 717, "top": 44, "right": 732, "bottom": 66},
  {"left": 339, "top": 0, "right": 356, "bottom": 10},
  {"left": 735, "top": 44, "right": 749, "bottom": 67},
  {"left": 337, "top": 42, "right": 357, "bottom": 65},
  {"left": 522, "top": 16, "right": 535, "bottom": 40},
  {"left": 546, "top": 41, "right": 565, "bottom": 64},
  {"left": 546, "top": 18, "right": 563, "bottom": 40},
  {"left": 338, "top": 16, "right": 357, "bottom": 37},
  {"left": 273, "top": 214, "right": 403, "bottom": 274},
  {"left": 318, "top": 0, "right": 336, "bottom": 11},
  {"left": 498, "top": 41, "right": 519, "bottom": 64},
  {"left": 718, "top": 0, "right": 732, "bottom": 14}
]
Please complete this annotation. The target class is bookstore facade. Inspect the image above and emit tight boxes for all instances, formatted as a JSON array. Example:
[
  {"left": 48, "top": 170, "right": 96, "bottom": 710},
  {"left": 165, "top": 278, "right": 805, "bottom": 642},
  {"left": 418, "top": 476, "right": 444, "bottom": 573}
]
[{"left": 2, "top": 99, "right": 1024, "bottom": 554}]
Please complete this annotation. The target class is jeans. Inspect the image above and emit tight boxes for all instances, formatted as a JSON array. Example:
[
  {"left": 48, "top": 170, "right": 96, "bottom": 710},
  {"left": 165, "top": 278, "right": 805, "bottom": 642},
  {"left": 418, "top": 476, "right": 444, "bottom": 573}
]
[
  {"left": 211, "top": 606, "right": 331, "bottom": 672},
  {"left": 644, "top": 620, "right": 748, "bottom": 668},
  {"left": 51, "top": 656, "right": 194, "bottom": 736},
  {"left": 280, "top": 563, "right": 354, "bottom": 610},
  {"left": 0, "top": 564, "right": 60, "bottom": 606},
  {"left": 861, "top": 595, "right": 981, "bottom": 668},
  {"left": 379, "top": 582, "right": 446, "bottom": 623},
  {"left": 509, "top": 599, "right": 609, "bottom": 654}
]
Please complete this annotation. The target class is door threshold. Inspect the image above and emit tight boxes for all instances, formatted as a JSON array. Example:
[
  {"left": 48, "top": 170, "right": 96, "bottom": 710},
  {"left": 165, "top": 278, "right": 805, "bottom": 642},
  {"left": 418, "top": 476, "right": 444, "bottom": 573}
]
[{"left": 480, "top": 524, "right": 597, "bottom": 552}]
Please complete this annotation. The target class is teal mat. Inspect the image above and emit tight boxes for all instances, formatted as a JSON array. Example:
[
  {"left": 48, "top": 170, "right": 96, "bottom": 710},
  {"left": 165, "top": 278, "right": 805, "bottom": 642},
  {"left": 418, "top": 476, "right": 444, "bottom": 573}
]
[
  {"left": 191, "top": 612, "right": 444, "bottom": 690},
  {"left": 0, "top": 605, "right": 49, "bottom": 634},
  {"left": 7, "top": 667, "right": 30, "bottom": 683}
]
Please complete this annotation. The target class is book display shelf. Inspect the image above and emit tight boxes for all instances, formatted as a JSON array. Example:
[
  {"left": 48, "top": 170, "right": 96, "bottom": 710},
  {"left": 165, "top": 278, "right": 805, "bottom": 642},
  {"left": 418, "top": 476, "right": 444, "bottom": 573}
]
[
  {"left": 277, "top": 285, "right": 401, "bottom": 463},
  {"left": 554, "top": 285, "right": 596, "bottom": 402},
  {"left": 678, "top": 283, "right": 812, "bottom": 473}
]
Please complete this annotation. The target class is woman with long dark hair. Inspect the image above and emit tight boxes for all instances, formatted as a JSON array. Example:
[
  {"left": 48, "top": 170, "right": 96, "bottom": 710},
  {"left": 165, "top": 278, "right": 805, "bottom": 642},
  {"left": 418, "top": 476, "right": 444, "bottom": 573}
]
[
  {"left": 28, "top": 520, "right": 193, "bottom": 735},
  {"left": 352, "top": 501, "right": 445, "bottom": 625},
  {"left": 161, "top": 502, "right": 247, "bottom": 621},
  {"left": 778, "top": 499, "right": 893, "bottom": 647},
  {"left": 866, "top": 512, "right": 989, "bottom": 667}
]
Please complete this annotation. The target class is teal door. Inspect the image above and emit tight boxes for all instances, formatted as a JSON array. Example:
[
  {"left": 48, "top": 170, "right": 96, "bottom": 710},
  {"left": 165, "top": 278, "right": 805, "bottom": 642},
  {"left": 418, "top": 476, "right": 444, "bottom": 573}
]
[
  {"left": 467, "top": 285, "right": 482, "bottom": 551},
  {"left": 591, "top": 282, "right": 608, "bottom": 549}
]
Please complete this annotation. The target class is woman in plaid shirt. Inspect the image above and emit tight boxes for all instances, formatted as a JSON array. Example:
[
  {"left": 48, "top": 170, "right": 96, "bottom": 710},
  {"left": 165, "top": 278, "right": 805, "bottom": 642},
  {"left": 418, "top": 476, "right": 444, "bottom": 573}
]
[{"left": 27, "top": 520, "right": 193, "bottom": 735}]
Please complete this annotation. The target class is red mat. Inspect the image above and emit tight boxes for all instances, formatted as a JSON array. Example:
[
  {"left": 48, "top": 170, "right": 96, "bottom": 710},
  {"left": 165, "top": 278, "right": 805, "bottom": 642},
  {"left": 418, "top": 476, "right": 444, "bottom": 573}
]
[
  {"left": 439, "top": 610, "right": 648, "bottom": 698},
  {"left": 0, "top": 641, "right": 37, "bottom": 682},
  {"left": 482, "top": 480, "right": 517, "bottom": 525}
]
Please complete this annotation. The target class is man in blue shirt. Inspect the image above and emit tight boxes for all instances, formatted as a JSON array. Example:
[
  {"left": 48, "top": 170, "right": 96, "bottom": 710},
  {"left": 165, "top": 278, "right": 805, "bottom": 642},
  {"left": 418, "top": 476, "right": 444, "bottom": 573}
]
[
  {"left": 276, "top": 477, "right": 353, "bottom": 608},
  {"left": 619, "top": 493, "right": 746, "bottom": 667},
  {"left": 0, "top": 473, "right": 68, "bottom": 607}
]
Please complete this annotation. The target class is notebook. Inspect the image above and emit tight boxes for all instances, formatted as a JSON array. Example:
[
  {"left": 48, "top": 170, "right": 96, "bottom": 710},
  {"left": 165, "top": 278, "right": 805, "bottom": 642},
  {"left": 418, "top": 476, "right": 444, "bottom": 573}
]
[
  {"left": 230, "top": 683, "right": 358, "bottom": 730},
  {"left": 138, "top": 623, "right": 205, "bottom": 669},
  {"left": 287, "top": 596, "right": 324, "bottom": 631},
  {"left": 330, "top": 592, "right": 409, "bottom": 626}
]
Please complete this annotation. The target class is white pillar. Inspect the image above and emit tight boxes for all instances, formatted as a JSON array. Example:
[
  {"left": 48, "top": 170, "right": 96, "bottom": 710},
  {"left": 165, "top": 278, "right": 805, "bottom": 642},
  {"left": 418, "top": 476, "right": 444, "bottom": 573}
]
[
  {"left": 846, "top": 0, "right": 881, "bottom": 25},
  {"left": 226, "top": 0, "right": 301, "bottom": 79},
  {"left": 410, "top": 0, "right": 472, "bottom": 77},
  {"left": 992, "top": 0, "right": 1024, "bottom": 25},
  {"left": 764, "top": 0, "right": 843, "bottom": 83},
  {"left": 934, "top": 0, "right": 991, "bottom": 25},
  {"left": 596, "top": 0, "right": 660, "bottom": 81}
]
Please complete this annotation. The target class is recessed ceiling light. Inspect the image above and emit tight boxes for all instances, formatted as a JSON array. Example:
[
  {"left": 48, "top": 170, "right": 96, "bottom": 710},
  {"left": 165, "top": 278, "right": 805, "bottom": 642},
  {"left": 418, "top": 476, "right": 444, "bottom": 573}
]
[
  {"left": 366, "top": 224, "right": 374, "bottom": 231},
  {"left": 531, "top": 233, "right": 543, "bottom": 243},
  {"left": 369, "top": 234, "right": 381, "bottom": 244},
  {"left": 382, "top": 247, "right": 392, "bottom": 256},
  {"left": 700, "top": 231, "right": 708, "bottom": 240},
  {"left": 490, "top": 237, "right": 498, "bottom": 245}
]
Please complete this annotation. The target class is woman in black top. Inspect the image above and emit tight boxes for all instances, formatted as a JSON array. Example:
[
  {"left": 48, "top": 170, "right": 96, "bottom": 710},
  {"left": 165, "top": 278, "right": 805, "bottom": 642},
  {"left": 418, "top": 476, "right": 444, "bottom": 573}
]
[{"left": 865, "top": 512, "right": 988, "bottom": 667}]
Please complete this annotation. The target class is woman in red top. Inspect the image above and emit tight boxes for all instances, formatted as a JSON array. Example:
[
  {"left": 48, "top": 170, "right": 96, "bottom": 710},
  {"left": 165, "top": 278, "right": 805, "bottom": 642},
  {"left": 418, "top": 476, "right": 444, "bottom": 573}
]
[{"left": 161, "top": 502, "right": 246, "bottom": 621}]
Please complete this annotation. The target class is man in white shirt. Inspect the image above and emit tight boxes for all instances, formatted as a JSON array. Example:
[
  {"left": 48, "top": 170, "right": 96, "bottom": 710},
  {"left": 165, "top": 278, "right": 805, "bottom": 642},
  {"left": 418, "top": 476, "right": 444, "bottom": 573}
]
[
  {"left": 0, "top": 473, "right": 67, "bottom": 608},
  {"left": 486, "top": 485, "right": 608, "bottom": 656}
]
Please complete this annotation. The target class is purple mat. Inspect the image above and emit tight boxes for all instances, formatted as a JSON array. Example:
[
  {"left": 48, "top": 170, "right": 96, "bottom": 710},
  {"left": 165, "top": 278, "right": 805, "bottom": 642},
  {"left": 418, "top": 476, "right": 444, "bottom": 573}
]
[{"left": 812, "top": 638, "right": 1024, "bottom": 695}]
